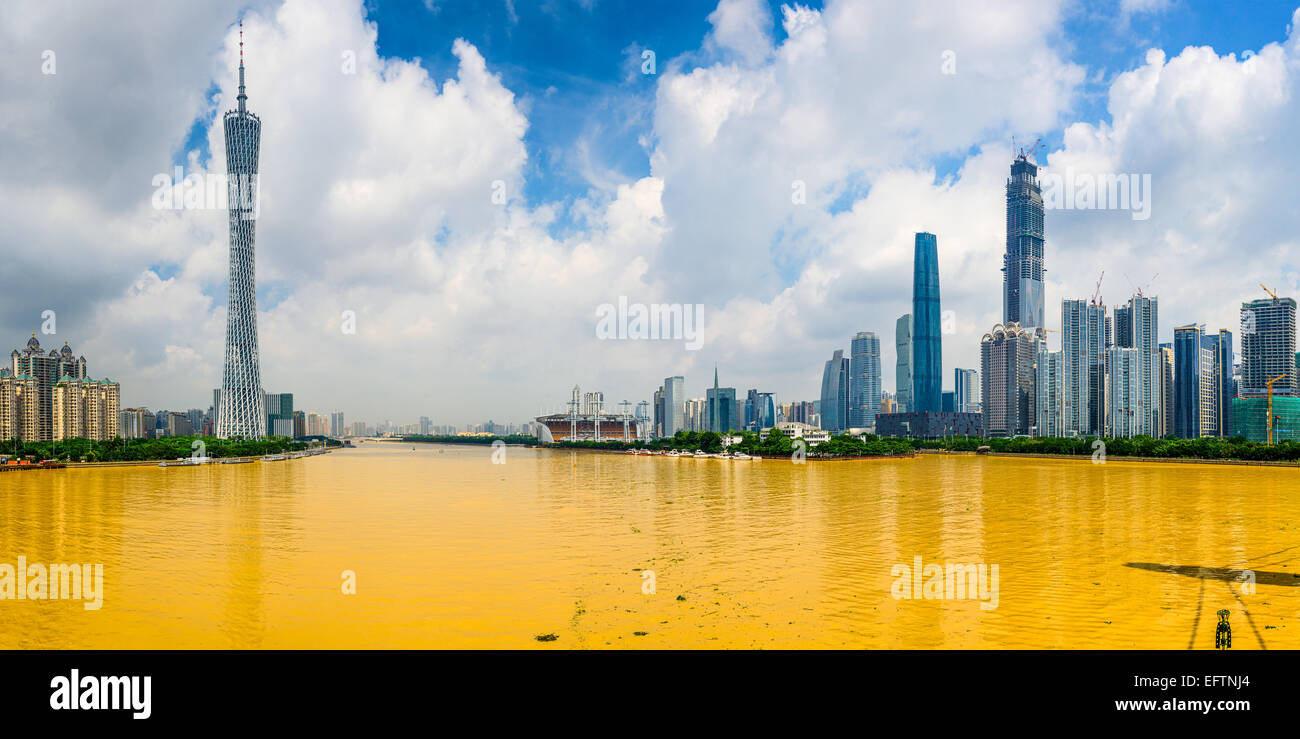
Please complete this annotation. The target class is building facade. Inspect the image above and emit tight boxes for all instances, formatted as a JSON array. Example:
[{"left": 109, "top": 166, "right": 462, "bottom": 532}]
[
  {"left": 1061, "top": 299, "right": 1106, "bottom": 436},
  {"left": 820, "top": 349, "right": 850, "bottom": 433},
  {"left": 849, "top": 331, "right": 882, "bottom": 429},
  {"left": 53, "top": 377, "right": 120, "bottom": 441},
  {"left": 912, "top": 233, "right": 942, "bottom": 413},
  {"left": 980, "top": 322, "right": 1041, "bottom": 437},
  {"left": 1004, "top": 154, "right": 1046, "bottom": 330},
  {"left": 895, "top": 314, "right": 913, "bottom": 413},
  {"left": 953, "top": 368, "right": 980, "bottom": 414}
]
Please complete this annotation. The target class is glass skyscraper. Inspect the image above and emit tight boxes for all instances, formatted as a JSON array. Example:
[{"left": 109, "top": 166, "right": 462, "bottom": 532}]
[
  {"left": 895, "top": 314, "right": 912, "bottom": 413},
  {"left": 911, "top": 232, "right": 942, "bottom": 413},
  {"left": 1004, "top": 154, "right": 1045, "bottom": 330},
  {"left": 1240, "top": 297, "right": 1297, "bottom": 397},
  {"left": 216, "top": 25, "right": 267, "bottom": 439},
  {"left": 849, "top": 331, "right": 881, "bottom": 429},
  {"left": 1061, "top": 299, "right": 1106, "bottom": 435},
  {"left": 820, "top": 349, "right": 849, "bottom": 433}
]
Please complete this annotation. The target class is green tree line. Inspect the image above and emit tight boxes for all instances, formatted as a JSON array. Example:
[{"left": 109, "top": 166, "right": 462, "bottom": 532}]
[
  {"left": 1, "top": 435, "right": 307, "bottom": 463},
  {"left": 909, "top": 434, "right": 1300, "bottom": 462}
]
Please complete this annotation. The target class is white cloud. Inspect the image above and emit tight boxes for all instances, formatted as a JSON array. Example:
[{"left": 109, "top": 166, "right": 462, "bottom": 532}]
[{"left": 3, "top": 0, "right": 1298, "bottom": 427}]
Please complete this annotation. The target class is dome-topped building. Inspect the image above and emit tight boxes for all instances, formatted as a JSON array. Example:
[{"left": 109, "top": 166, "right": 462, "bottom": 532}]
[{"left": 6, "top": 334, "right": 96, "bottom": 442}]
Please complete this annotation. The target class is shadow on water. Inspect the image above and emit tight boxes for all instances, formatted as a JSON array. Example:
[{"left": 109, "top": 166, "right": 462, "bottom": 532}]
[{"left": 1125, "top": 562, "right": 1300, "bottom": 587}]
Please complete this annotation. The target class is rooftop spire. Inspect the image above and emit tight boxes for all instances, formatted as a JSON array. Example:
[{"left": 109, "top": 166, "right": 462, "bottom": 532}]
[{"left": 237, "top": 19, "right": 247, "bottom": 113}]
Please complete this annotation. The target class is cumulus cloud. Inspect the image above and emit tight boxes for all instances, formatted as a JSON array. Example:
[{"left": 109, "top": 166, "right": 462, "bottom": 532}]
[{"left": 2, "top": 0, "right": 1297, "bottom": 426}]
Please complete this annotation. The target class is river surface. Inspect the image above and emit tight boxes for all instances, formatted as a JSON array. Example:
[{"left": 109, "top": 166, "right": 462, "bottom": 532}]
[{"left": 2, "top": 442, "right": 1297, "bottom": 649}]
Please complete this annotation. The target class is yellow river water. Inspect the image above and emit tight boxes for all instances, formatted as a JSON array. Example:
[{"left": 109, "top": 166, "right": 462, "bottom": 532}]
[{"left": 1, "top": 442, "right": 1297, "bottom": 649}]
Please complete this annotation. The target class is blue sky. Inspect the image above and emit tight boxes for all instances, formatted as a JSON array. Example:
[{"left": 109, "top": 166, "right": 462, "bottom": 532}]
[
  {"left": 177, "top": 0, "right": 1298, "bottom": 205},
  {"left": 351, "top": 0, "right": 1300, "bottom": 200}
]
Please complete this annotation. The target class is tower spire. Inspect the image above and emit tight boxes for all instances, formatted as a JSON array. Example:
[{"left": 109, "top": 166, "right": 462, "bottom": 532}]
[{"left": 237, "top": 19, "right": 247, "bottom": 113}]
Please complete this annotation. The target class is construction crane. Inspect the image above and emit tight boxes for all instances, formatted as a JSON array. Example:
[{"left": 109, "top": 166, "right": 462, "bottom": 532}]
[
  {"left": 1090, "top": 270, "right": 1105, "bottom": 307},
  {"left": 1267, "top": 374, "right": 1288, "bottom": 444},
  {"left": 1124, "top": 272, "right": 1159, "bottom": 298},
  {"left": 1261, "top": 283, "right": 1279, "bottom": 301},
  {"left": 1013, "top": 136, "right": 1042, "bottom": 163}
]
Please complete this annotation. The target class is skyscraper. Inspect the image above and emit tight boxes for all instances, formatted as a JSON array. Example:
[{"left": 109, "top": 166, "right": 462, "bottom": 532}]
[
  {"left": 217, "top": 22, "right": 267, "bottom": 439},
  {"left": 1004, "top": 153, "right": 1045, "bottom": 329},
  {"left": 953, "top": 368, "right": 980, "bottom": 414},
  {"left": 1124, "top": 294, "right": 1160, "bottom": 436},
  {"left": 1240, "top": 296, "right": 1297, "bottom": 397},
  {"left": 1158, "top": 344, "right": 1174, "bottom": 437},
  {"left": 895, "top": 314, "right": 913, "bottom": 413},
  {"left": 1061, "top": 300, "right": 1106, "bottom": 435},
  {"left": 1036, "top": 346, "right": 1063, "bottom": 437},
  {"left": 1105, "top": 347, "right": 1141, "bottom": 437},
  {"left": 981, "top": 322, "right": 1041, "bottom": 437},
  {"left": 820, "top": 349, "right": 849, "bottom": 433},
  {"left": 849, "top": 331, "right": 882, "bottom": 429},
  {"left": 912, "top": 232, "right": 942, "bottom": 413},
  {"left": 1174, "top": 324, "right": 1226, "bottom": 438},
  {"left": 661, "top": 375, "right": 684, "bottom": 437},
  {"left": 706, "top": 368, "right": 739, "bottom": 433}
]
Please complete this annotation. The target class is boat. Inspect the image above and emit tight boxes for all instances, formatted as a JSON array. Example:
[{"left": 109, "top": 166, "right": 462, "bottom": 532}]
[
  {"left": 159, "top": 458, "right": 204, "bottom": 467},
  {"left": 261, "top": 453, "right": 288, "bottom": 462},
  {"left": 218, "top": 458, "right": 254, "bottom": 464},
  {"left": 750, "top": 455, "right": 763, "bottom": 461},
  {"left": 732, "top": 453, "right": 752, "bottom": 460},
  {"left": 693, "top": 450, "right": 709, "bottom": 458}
]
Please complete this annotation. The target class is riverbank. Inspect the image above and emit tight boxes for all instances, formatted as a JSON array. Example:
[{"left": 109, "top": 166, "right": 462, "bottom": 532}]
[{"left": 918, "top": 448, "right": 1300, "bottom": 467}]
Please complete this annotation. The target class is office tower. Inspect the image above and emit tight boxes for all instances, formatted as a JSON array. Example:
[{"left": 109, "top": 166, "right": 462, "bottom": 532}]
[
  {"left": 981, "top": 322, "right": 1041, "bottom": 437},
  {"left": 953, "top": 368, "right": 980, "bottom": 414},
  {"left": 1004, "top": 152, "right": 1045, "bottom": 329},
  {"left": 331, "top": 411, "right": 346, "bottom": 436},
  {"left": 880, "top": 395, "right": 897, "bottom": 415},
  {"left": 1036, "top": 346, "right": 1063, "bottom": 437},
  {"left": 1158, "top": 344, "right": 1174, "bottom": 437},
  {"left": 1174, "top": 325, "right": 1225, "bottom": 438},
  {"left": 1213, "top": 329, "right": 1233, "bottom": 436},
  {"left": 912, "top": 233, "right": 942, "bottom": 413},
  {"left": 745, "top": 389, "right": 776, "bottom": 430},
  {"left": 217, "top": 25, "right": 267, "bottom": 439},
  {"left": 652, "top": 386, "right": 663, "bottom": 436},
  {"left": 1061, "top": 300, "right": 1106, "bottom": 436},
  {"left": 265, "top": 392, "right": 294, "bottom": 435},
  {"left": 820, "top": 349, "right": 850, "bottom": 433},
  {"left": 1105, "top": 348, "right": 1141, "bottom": 437},
  {"left": 849, "top": 331, "right": 882, "bottom": 429},
  {"left": 1121, "top": 295, "right": 1160, "bottom": 436},
  {"left": 662, "top": 376, "right": 685, "bottom": 437},
  {"left": 941, "top": 392, "right": 956, "bottom": 413},
  {"left": 582, "top": 391, "right": 604, "bottom": 415},
  {"left": 706, "top": 368, "right": 738, "bottom": 433},
  {"left": 895, "top": 314, "right": 913, "bottom": 412},
  {"left": 1240, "top": 296, "right": 1297, "bottom": 397}
]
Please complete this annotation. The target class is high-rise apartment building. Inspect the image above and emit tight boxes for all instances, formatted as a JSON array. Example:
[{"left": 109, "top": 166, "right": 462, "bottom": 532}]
[
  {"left": 1105, "top": 347, "right": 1141, "bottom": 437},
  {"left": 53, "top": 377, "right": 120, "bottom": 441},
  {"left": 1061, "top": 300, "right": 1106, "bottom": 436},
  {"left": 1035, "top": 347, "right": 1063, "bottom": 437}
]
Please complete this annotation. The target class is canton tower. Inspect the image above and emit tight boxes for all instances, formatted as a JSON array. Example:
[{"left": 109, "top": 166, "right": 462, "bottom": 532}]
[{"left": 216, "top": 21, "right": 266, "bottom": 439}]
